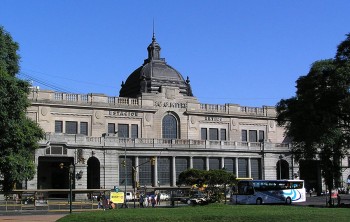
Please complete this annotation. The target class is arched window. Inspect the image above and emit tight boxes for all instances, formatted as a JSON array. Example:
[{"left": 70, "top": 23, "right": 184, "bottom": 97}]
[{"left": 162, "top": 114, "right": 177, "bottom": 139}]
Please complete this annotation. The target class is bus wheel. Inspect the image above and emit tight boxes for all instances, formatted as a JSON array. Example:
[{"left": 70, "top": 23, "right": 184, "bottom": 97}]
[
  {"left": 285, "top": 197, "right": 292, "bottom": 205},
  {"left": 256, "top": 198, "right": 262, "bottom": 205}
]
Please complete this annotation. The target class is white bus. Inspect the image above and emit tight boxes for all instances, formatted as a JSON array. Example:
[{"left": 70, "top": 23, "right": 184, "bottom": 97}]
[{"left": 231, "top": 180, "right": 306, "bottom": 205}]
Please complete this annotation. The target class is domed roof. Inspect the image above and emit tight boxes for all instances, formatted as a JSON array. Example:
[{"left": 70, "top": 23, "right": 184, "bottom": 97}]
[{"left": 119, "top": 34, "right": 193, "bottom": 98}]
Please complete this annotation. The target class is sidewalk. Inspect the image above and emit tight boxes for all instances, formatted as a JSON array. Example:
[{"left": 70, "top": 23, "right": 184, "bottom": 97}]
[{"left": 0, "top": 214, "right": 66, "bottom": 222}]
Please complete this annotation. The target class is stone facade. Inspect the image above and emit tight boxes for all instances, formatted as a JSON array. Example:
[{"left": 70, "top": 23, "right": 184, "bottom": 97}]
[{"left": 22, "top": 35, "right": 350, "bottom": 199}]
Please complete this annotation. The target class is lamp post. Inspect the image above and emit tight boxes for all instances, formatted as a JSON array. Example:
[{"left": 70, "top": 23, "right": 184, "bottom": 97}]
[
  {"left": 124, "top": 142, "right": 128, "bottom": 208},
  {"left": 69, "top": 164, "right": 74, "bottom": 213},
  {"left": 60, "top": 163, "right": 74, "bottom": 213}
]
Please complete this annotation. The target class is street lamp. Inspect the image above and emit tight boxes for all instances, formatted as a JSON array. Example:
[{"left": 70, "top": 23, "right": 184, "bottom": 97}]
[
  {"left": 59, "top": 163, "right": 74, "bottom": 213},
  {"left": 117, "top": 130, "right": 128, "bottom": 208},
  {"left": 124, "top": 141, "right": 128, "bottom": 208}
]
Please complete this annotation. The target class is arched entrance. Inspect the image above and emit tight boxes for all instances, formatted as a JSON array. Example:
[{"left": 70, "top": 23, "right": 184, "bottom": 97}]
[
  {"left": 87, "top": 157, "right": 100, "bottom": 189},
  {"left": 276, "top": 159, "right": 289, "bottom": 179}
]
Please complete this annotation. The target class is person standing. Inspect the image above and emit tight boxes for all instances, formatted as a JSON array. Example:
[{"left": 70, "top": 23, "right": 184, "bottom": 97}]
[
  {"left": 139, "top": 194, "right": 144, "bottom": 208},
  {"left": 157, "top": 192, "right": 161, "bottom": 205}
]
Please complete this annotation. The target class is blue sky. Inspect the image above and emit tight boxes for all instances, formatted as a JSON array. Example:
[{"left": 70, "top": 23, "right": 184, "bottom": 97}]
[{"left": 1, "top": 0, "right": 349, "bottom": 107}]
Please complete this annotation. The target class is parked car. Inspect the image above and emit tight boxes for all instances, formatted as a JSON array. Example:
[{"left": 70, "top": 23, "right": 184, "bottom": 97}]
[
  {"left": 159, "top": 193, "right": 170, "bottom": 200},
  {"left": 187, "top": 193, "right": 209, "bottom": 205},
  {"left": 126, "top": 192, "right": 134, "bottom": 201}
]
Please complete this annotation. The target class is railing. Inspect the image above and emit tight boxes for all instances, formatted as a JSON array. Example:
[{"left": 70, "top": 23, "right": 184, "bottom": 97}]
[
  {"left": 0, "top": 190, "right": 109, "bottom": 212},
  {"left": 199, "top": 103, "right": 266, "bottom": 116},
  {"left": 30, "top": 90, "right": 272, "bottom": 117},
  {"left": 41, "top": 134, "right": 290, "bottom": 151}
]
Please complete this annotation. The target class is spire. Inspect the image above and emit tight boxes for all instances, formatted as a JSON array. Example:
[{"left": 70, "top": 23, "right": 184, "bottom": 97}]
[
  {"left": 147, "top": 20, "right": 161, "bottom": 61},
  {"left": 152, "top": 19, "right": 155, "bottom": 41}
]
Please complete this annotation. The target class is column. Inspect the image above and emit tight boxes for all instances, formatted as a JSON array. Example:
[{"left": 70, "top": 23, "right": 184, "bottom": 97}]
[
  {"left": 189, "top": 156, "right": 193, "bottom": 169},
  {"left": 235, "top": 158, "right": 239, "bottom": 178},
  {"left": 206, "top": 157, "right": 210, "bottom": 171},
  {"left": 221, "top": 157, "right": 225, "bottom": 169},
  {"left": 154, "top": 157, "right": 158, "bottom": 187},
  {"left": 135, "top": 157, "right": 139, "bottom": 184},
  {"left": 248, "top": 158, "right": 251, "bottom": 178},
  {"left": 172, "top": 156, "right": 176, "bottom": 187}
]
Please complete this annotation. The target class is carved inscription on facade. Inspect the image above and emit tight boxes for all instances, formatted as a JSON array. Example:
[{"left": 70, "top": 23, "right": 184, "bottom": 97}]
[
  {"left": 205, "top": 116, "right": 222, "bottom": 121},
  {"left": 109, "top": 111, "right": 138, "bottom": 117},
  {"left": 154, "top": 101, "right": 187, "bottom": 109}
]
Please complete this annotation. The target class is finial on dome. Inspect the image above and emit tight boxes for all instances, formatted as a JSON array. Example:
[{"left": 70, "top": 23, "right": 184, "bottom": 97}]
[{"left": 152, "top": 19, "right": 156, "bottom": 41}]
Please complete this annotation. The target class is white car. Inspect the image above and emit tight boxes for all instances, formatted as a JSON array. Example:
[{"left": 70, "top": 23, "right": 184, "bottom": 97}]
[
  {"left": 126, "top": 192, "right": 134, "bottom": 200},
  {"left": 159, "top": 193, "right": 170, "bottom": 200}
]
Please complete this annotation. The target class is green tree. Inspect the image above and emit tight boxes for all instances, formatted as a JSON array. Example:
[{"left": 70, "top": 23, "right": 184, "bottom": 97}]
[
  {"left": 178, "top": 168, "right": 236, "bottom": 202},
  {"left": 0, "top": 26, "right": 44, "bottom": 193},
  {"left": 276, "top": 33, "right": 350, "bottom": 206},
  {"left": 178, "top": 169, "right": 205, "bottom": 187},
  {"left": 204, "top": 169, "right": 236, "bottom": 202}
]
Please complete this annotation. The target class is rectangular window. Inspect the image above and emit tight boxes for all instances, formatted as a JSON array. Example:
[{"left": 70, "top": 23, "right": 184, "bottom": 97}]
[
  {"left": 51, "top": 146, "right": 64, "bottom": 155},
  {"left": 201, "top": 128, "right": 207, "bottom": 140},
  {"left": 193, "top": 157, "right": 206, "bottom": 170},
  {"left": 241, "top": 130, "right": 247, "bottom": 142},
  {"left": 249, "top": 130, "right": 257, "bottom": 142},
  {"left": 108, "top": 123, "right": 115, "bottom": 134},
  {"left": 118, "top": 124, "right": 129, "bottom": 138},
  {"left": 80, "top": 122, "right": 88, "bottom": 135},
  {"left": 175, "top": 157, "right": 189, "bottom": 183},
  {"left": 66, "top": 121, "right": 77, "bottom": 134},
  {"left": 209, "top": 128, "right": 218, "bottom": 140},
  {"left": 138, "top": 157, "right": 152, "bottom": 186},
  {"left": 238, "top": 158, "right": 249, "bottom": 178},
  {"left": 259, "top": 130, "right": 264, "bottom": 142},
  {"left": 251, "top": 158, "right": 262, "bottom": 179},
  {"left": 220, "top": 129, "right": 227, "bottom": 141},
  {"left": 131, "top": 124, "right": 138, "bottom": 138},
  {"left": 55, "top": 121, "right": 63, "bottom": 133},
  {"left": 224, "top": 158, "right": 236, "bottom": 174},
  {"left": 209, "top": 158, "right": 220, "bottom": 170}
]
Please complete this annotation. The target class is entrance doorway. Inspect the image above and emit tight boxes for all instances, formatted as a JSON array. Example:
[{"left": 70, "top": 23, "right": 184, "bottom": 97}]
[
  {"left": 87, "top": 157, "right": 100, "bottom": 189},
  {"left": 37, "top": 156, "right": 74, "bottom": 197},
  {"left": 299, "top": 160, "right": 322, "bottom": 195},
  {"left": 276, "top": 159, "right": 289, "bottom": 180}
]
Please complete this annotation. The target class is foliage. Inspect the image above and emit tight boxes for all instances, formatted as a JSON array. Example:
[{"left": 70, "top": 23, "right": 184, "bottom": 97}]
[
  {"left": 178, "top": 168, "right": 206, "bottom": 187},
  {"left": 178, "top": 168, "right": 236, "bottom": 202},
  {"left": 57, "top": 204, "right": 350, "bottom": 222},
  {"left": 0, "top": 26, "right": 20, "bottom": 76},
  {"left": 0, "top": 26, "right": 44, "bottom": 193},
  {"left": 276, "top": 33, "right": 350, "bottom": 202}
]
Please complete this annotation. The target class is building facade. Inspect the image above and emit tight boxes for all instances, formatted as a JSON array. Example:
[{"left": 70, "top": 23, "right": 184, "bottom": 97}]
[{"left": 24, "top": 35, "right": 347, "bottom": 198}]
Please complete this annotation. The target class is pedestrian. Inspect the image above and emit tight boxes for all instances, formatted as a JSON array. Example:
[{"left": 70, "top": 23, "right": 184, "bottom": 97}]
[
  {"left": 97, "top": 193, "right": 102, "bottom": 209},
  {"left": 139, "top": 194, "right": 144, "bottom": 208},
  {"left": 151, "top": 195, "right": 156, "bottom": 208},
  {"left": 157, "top": 192, "right": 161, "bottom": 205},
  {"left": 147, "top": 195, "right": 150, "bottom": 207},
  {"left": 102, "top": 194, "right": 108, "bottom": 210},
  {"left": 309, "top": 188, "right": 313, "bottom": 197}
]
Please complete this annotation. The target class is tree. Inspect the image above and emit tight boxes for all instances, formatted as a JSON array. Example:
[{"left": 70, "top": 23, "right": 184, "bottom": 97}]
[
  {"left": 178, "top": 169, "right": 206, "bottom": 187},
  {"left": 178, "top": 168, "right": 236, "bottom": 202},
  {"left": 276, "top": 33, "right": 350, "bottom": 206},
  {"left": 0, "top": 26, "right": 44, "bottom": 193}
]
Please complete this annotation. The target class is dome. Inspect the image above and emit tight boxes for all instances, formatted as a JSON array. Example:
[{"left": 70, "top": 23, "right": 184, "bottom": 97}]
[{"left": 119, "top": 34, "right": 193, "bottom": 98}]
